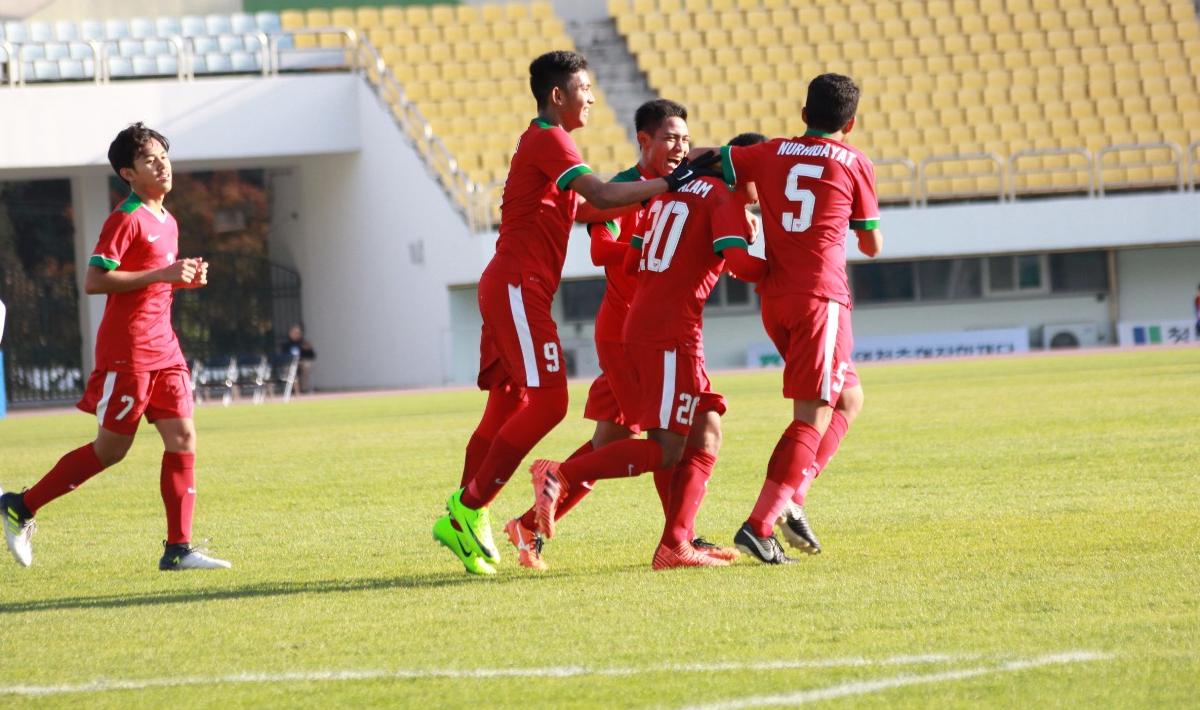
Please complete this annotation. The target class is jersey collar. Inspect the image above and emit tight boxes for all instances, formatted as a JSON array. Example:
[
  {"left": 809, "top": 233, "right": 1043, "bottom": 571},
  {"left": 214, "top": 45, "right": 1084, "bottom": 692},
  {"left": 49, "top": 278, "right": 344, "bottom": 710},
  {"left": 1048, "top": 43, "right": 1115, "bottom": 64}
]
[
  {"left": 531, "top": 117, "right": 556, "bottom": 129},
  {"left": 804, "top": 129, "right": 835, "bottom": 137}
]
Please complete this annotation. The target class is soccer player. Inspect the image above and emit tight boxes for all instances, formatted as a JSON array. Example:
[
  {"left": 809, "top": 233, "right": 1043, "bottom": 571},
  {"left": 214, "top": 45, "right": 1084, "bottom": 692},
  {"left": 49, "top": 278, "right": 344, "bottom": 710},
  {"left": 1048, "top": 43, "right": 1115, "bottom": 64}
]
[
  {"left": 718, "top": 74, "right": 883, "bottom": 564},
  {"left": 0, "top": 123, "right": 231, "bottom": 571},
  {"left": 529, "top": 133, "right": 770, "bottom": 570},
  {"left": 434, "top": 51, "right": 719, "bottom": 575}
]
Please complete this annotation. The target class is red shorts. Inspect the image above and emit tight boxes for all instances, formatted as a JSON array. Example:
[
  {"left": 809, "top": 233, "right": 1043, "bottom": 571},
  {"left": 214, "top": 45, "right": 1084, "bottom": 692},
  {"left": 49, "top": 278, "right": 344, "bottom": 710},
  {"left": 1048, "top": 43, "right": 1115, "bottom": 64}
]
[
  {"left": 761, "top": 294, "right": 859, "bottom": 405},
  {"left": 476, "top": 270, "right": 568, "bottom": 391},
  {"left": 583, "top": 339, "right": 641, "bottom": 432},
  {"left": 624, "top": 342, "right": 726, "bottom": 436},
  {"left": 76, "top": 366, "right": 194, "bottom": 436}
]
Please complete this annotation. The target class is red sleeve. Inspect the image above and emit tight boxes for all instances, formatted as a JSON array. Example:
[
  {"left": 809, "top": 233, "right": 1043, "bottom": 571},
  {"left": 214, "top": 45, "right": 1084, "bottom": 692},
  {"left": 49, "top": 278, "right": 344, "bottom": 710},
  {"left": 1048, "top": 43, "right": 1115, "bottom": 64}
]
[
  {"left": 723, "top": 247, "right": 767, "bottom": 282},
  {"left": 532, "top": 127, "right": 594, "bottom": 190},
  {"left": 720, "top": 141, "right": 771, "bottom": 186},
  {"left": 849, "top": 155, "right": 881, "bottom": 231},
  {"left": 588, "top": 222, "right": 627, "bottom": 267},
  {"left": 89, "top": 212, "right": 136, "bottom": 270},
  {"left": 622, "top": 241, "right": 641, "bottom": 275}
]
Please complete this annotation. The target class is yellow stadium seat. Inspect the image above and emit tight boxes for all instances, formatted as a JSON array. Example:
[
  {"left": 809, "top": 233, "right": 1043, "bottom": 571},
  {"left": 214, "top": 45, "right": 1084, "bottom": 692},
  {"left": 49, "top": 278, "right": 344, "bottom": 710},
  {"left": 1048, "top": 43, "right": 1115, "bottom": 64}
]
[
  {"left": 355, "top": 7, "right": 380, "bottom": 28},
  {"left": 503, "top": 3, "right": 528, "bottom": 20},
  {"left": 406, "top": 6, "right": 431, "bottom": 24},
  {"left": 306, "top": 9, "right": 330, "bottom": 27},
  {"left": 281, "top": 10, "right": 304, "bottom": 29},
  {"left": 1091, "top": 6, "right": 1117, "bottom": 27}
]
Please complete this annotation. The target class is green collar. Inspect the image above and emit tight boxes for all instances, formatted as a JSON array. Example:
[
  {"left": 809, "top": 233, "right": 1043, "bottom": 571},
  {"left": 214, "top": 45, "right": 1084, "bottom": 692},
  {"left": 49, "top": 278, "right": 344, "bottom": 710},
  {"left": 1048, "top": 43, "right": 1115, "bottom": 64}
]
[
  {"left": 804, "top": 129, "right": 834, "bottom": 137},
  {"left": 532, "top": 117, "right": 555, "bottom": 129}
]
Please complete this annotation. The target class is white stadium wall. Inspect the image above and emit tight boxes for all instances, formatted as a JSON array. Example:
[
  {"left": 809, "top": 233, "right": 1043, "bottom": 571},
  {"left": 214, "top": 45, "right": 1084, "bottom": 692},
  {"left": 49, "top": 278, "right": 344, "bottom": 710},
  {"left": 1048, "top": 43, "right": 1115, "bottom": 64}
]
[{"left": 1116, "top": 245, "right": 1200, "bottom": 322}]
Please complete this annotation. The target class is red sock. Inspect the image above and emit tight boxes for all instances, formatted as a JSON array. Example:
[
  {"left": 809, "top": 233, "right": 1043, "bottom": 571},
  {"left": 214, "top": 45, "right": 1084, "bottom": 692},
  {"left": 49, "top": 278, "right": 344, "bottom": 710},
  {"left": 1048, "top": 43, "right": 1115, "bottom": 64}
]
[
  {"left": 161, "top": 451, "right": 196, "bottom": 545},
  {"left": 661, "top": 447, "right": 716, "bottom": 547},
  {"left": 519, "top": 440, "right": 594, "bottom": 530},
  {"left": 460, "top": 387, "right": 527, "bottom": 487},
  {"left": 22, "top": 443, "right": 107, "bottom": 515},
  {"left": 748, "top": 421, "right": 821, "bottom": 536},
  {"left": 652, "top": 467, "right": 672, "bottom": 517},
  {"left": 462, "top": 386, "right": 567, "bottom": 508},
  {"left": 558, "top": 438, "right": 663, "bottom": 488},
  {"left": 793, "top": 410, "right": 849, "bottom": 506}
]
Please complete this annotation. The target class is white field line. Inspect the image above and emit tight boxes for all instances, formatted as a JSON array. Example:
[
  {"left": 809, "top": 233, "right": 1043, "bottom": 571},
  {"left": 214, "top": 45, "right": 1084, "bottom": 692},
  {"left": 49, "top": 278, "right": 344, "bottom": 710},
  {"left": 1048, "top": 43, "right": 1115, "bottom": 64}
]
[
  {"left": 2, "top": 653, "right": 988, "bottom": 697},
  {"left": 681, "top": 651, "right": 1114, "bottom": 710}
]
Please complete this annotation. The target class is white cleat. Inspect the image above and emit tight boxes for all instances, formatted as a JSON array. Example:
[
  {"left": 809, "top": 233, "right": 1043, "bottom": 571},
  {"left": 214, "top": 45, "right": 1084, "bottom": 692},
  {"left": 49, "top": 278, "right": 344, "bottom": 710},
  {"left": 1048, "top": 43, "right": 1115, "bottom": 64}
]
[
  {"left": 0, "top": 487, "right": 36, "bottom": 568},
  {"left": 159, "top": 542, "right": 232, "bottom": 571}
]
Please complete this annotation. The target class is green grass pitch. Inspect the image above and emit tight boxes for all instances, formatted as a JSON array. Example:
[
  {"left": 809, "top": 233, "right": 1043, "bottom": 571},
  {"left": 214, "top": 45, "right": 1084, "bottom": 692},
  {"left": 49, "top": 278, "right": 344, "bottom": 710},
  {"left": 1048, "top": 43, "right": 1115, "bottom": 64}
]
[{"left": 0, "top": 348, "right": 1197, "bottom": 708}]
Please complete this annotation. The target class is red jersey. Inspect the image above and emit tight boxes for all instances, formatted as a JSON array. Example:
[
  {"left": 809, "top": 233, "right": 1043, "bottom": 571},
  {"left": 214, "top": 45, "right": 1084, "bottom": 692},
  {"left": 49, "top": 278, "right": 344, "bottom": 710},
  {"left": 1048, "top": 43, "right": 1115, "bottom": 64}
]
[
  {"left": 720, "top": 132, "right": 879, "bottom": 306},
  {"left": 590, "top": 164, "right": 651, "bottom": 343},
  {"left": 490, "top": 117, "right": 593, "bottom": 293},
  {"left": 623, "top": 177, "right": 751, "bottom": 355},
  {"left": 88, "top": 192, "right": 187, "bottom": 372}
]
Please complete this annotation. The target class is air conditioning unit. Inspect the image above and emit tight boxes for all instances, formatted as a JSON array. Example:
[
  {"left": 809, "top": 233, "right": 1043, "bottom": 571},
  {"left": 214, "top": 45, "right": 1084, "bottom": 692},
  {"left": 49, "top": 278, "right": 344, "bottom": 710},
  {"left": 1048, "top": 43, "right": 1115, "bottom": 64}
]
[{"left": 1043, "top": 322, "right": 1102, "bottom": 350}]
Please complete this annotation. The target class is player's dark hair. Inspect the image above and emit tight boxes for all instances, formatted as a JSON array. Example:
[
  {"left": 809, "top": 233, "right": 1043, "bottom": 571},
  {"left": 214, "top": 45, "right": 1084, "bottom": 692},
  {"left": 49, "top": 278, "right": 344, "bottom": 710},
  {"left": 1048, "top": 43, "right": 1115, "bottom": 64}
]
[
  {"left": 804, "top": 73, "right": 860, "bottom": 133},
  {"left": 108, "top": 122, "right": 169, "bottom": 184},
  {"left": 529, "top": 50, "right": 588, "bottom": 110},
  {"left": 728, "top": 132, "right": 768, "bottom": 147},
  {"left": 634, "top": 99, "right": 688, "bottom": 135}
]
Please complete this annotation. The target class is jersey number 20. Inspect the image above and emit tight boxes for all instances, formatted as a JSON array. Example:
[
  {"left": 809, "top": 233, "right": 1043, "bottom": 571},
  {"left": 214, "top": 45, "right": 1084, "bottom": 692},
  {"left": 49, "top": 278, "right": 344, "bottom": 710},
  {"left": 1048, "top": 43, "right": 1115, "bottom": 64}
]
[
  {"left": 782, "top": 163, "right": 824, "bottom": 233},
  {"left": 641, "top": 200, "right": 690, "bottom": 272}
]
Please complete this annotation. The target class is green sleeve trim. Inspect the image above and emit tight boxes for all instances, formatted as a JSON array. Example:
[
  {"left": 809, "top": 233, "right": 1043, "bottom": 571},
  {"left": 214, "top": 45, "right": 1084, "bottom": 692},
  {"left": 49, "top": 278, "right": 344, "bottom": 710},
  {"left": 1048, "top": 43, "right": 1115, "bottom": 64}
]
[
  {"left": 556, "top": 164, "right": 593, "bottom": 190},
  {"left": 89, "top": 255, "right": 119, "bottom": 270},
  {"left": 604, "top": 219, "right": 619, "bottom": 239},
  {"left": 720, "top": 145, "right": 737, "bottom": 187},
  {"left": 117, "top": 192, "right": 143, "bottom": 214},
  {"left": 630, "top": 236, "right": 644, "bottom": 249},
  {"left": 713, "top": 236, "right": 749, "bottom": 253},
  {"left": 850, "top": 218, "right": 880, "bottom": 230}
]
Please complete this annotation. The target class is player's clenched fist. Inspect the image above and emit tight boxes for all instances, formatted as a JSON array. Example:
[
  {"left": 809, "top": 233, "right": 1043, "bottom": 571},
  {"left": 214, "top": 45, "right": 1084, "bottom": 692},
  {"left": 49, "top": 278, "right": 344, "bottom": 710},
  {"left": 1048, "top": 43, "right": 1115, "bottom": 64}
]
[{"left": 162, "top": 257, "right": 207, "bottom": 287}]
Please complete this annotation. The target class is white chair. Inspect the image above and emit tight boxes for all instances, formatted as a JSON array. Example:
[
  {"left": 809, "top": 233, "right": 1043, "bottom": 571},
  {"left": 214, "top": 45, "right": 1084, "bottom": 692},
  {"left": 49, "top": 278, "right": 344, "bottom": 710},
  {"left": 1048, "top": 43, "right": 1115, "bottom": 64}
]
[
  {"left": 104, "top": 19, "right": 130, "bottom": 39},
  {"left": 107, "top": 56, "right": 132, "bottom": 77},
  {"left": 144, "top": 38, "right": 171, "bottom": 56},
  {"left": 29, "top": 21, "right": 53, "bottom": 42},
  {"left": 44, "top": 42, "right": 69, "bottom": 60},
  {"left": 68, "top": 42, "right": 93, "bottom": 60},
  {"left": 118, "top": 38, "right": 143, "bottom": 56},
  {"left": 191, "top": 36, "right": 218, "bottom": 55},
  {"left": 255, "top": 12, "right": 281, "bottom": 33},
  {"left": 180, "top": 15, "right": 206, "bottom": 37},
  {"left": 130, "top": 17, "right": 155, "bottom": 38},
  {"left": 53, "top": 21, "right": 78, "bottom": 41},
  {"left": 217, "top": 34, "right": 243, "bottom": 53},
  {"left": 230, "top": 50, "right": 258, "bottom": 72},
  {"left": 32, "top": 58, "right": 59, "bottom": 80},
  {"left": 205, "top": 52, "right": 232, "bottom": 73},
  {"left": 132, "top": 55, "right": 157, "bottom": 76},
  {"left": 80, "top": 20, "right": 104, "bottom": 40},
  {"left": 3, "top": 22, "right": 28, "bottom": 43},
  {"left": 156, "top": 17, "right": 182, "bottom": 37},
  {"left": 231, "top": 13, "right": 257, "bottom": 34},
  {"left": 58, "top": 58, "right": 85, "bottom": 79},
  {"left": 156, "top": 55, "right": 178, "bottom": 75},
  {"left": 190, "top": 54, "right": 207, "bottom": 73},
  {"left": 205, "top": 14, "right": 233, "bottom": 35},
  {"left": 19, "top": 44, "right": 45, "bottom": 61}
]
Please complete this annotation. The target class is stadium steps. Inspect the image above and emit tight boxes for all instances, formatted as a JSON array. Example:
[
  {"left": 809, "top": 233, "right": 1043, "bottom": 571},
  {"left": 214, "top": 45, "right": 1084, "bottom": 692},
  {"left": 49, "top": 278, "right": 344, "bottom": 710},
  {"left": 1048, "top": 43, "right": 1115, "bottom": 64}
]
[{"left": 562, "top": 15, "right": 657, "bottom": 145}]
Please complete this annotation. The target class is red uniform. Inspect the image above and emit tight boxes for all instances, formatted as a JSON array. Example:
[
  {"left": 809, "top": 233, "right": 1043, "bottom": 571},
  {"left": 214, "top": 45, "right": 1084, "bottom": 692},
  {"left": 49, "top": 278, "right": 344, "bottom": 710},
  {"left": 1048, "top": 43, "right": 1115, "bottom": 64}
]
[
  {"left": 623, "top": 176, "right": 749, "bottom": 435},
  {"left": 77, "top": 192, "right": 191, "bottom": 434},
  {"left": 478, "top": 118, "right": 593, "bottom": 391},
  {"left": 583, "top": 164, "right": 649, "bottom": 430},
  {"left": 720, "top": 132, "right": 880, "bottom": 403}
]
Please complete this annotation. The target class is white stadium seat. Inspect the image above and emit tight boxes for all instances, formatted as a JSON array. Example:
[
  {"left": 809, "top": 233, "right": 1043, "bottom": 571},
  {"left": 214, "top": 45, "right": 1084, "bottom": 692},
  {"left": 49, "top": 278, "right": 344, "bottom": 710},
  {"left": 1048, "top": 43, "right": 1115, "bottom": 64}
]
[
  {"left": 157, "top": 55, "right": 178, "bottom": 75},
  {"left": 130, "top": 17, "right": 156, "bottom": 39},
  {"left": 117, "top": 39, "right": 143, "bottom": 56},
  {"left": 132, "top": 55, "right": 157, "bottom": 76},
  {"left": 32, "top": 58, "right": 59, "bottom": 80},
  {"left": 231, "top": 13, "right": 257, "bottom": 34},
  {"left": 58, "top": 58, "right": 86, "bottom": 79},
  {"left": 3, "top": 21, "right": 28, "bottom": 43},
  {"left": 230, "top": 50, "right": 259, "bottom": 72},
  {"left": 255, "top": 12, "right": 281, "bottom": 33},
  {"left": 156, "top": 17, "right": 183, "bottom": 37},
  {"left": 218, "top": 34, "right": 244, "bottom": 53},
  {"left": 180, "top": 16, "right": 206, "bottom": 37},
  {"left": 54, "top": 21, "right": 79, "bottom": 41},
  {"left": 68, "top": 42, "right": 93, "bottom": 60},
  {"left": 104, "top": 19, "right": 130, "bottom": 39},
  {"left": 205, "top": 52, "right": 233, "bottom": 73},
  {"left": 205, "top": 14, "right": 233, "bottom": 35},
  {"left": 107, "top": 56, "right": 132, "bottom": 77},
  {"left": 18, "top": 44, "right": 45, "bottom": 60},
  {"left": 29, "top": 21, "right": 53, "bottom": 42},
  {"left": 44, "top": 42, "right": 69, "bottom": 60},
  {"left": 191, "top": 36, "right": 219, "bottom": 54},
  {"left": 144, "top": 38, "right": 172, "bottom": 56},
  {"left": 80, "top": 20, "right": 104, "bottom": 41}
]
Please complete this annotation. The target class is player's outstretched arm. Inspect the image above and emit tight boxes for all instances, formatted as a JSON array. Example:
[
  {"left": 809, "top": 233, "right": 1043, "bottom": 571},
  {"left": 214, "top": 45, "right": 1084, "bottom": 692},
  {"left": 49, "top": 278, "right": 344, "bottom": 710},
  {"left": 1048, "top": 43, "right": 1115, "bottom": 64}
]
[
  {"left": 575, "top": 198, "right": 629, "bottom": 224},
  {"left": 570, "top": 155, "right": 720, "bottom": 209},
  {"left": 856, "top": 229, "right": 883, "bottom": 257},
  {"left": 588, "top": 224, "right": 627, "bottom": 267},
  {"left": 84, "top": 258, "right": 204, "bottom": 294},
  {"left": 722, "top": 246, "right": 767, "bottom": 282}
]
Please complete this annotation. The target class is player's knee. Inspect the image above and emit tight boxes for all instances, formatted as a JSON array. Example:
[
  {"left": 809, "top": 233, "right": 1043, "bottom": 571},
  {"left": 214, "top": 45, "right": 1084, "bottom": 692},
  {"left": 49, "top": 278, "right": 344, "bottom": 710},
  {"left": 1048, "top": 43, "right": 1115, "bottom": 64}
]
[
  {"left": 530, "top": 385, "right": 569, "bottom": 426},
  {"left": 93, "top": 438, "right": 131, "bottom": 467},
  {"left": 691, "top": 414, "right": 722, "bottom": 456},
  {"left": 838, "top": 386, "right": 865, "bottom": 422},
  {"left": 166, "top": 429, "right": 197, "bottom": 453}
]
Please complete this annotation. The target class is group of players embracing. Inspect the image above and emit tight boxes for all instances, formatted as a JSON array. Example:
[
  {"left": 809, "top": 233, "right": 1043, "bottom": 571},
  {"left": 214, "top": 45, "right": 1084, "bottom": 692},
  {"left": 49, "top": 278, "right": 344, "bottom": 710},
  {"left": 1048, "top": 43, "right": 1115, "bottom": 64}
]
[{"left": 434, "top": 49, "right": 883, "bottom": 575}]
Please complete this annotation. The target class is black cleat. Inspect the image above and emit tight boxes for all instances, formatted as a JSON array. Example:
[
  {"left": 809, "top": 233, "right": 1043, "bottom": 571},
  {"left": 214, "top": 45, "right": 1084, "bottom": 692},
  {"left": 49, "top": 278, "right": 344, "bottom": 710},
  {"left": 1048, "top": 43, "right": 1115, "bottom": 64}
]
[
  {"left": 777, "top": 502, "right": 822, "bottom": 554},
  {"left": 733, "top": 522, "right": 796, "bottom": 565}
]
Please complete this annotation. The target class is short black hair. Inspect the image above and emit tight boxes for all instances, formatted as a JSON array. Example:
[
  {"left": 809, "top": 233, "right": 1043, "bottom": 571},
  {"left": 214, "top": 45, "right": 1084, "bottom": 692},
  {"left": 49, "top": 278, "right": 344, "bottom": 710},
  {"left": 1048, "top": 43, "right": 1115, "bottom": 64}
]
[
  {"left": 108, "top": 122, "right": 169, "bottom": 184},
  {"left": 804, "top": 73, "right": 860, "bottom": 133},
  {"left": 529, "top": 50, "right": 588, "bottom": 110},
  {"left": 728, "top": 132, "right": 768, "bottom": 147},
  {"left": 634, "top": 99, "right": 687, "bottom": 135}
]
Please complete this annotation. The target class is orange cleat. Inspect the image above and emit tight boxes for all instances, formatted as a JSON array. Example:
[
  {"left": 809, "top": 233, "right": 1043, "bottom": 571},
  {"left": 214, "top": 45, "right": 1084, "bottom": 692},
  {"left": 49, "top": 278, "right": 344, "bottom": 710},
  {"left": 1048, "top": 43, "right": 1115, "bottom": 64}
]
[
  {"left": 691, "top": 536, "right": 741, "bottom": 562},
  {"left": 530, "top": 459, "right": 567, "bottom": 538},
  {"left": 652, "top": 541, "right": 730, "bottom": 570},
  {"left": 504, "top": 517, "right": 548, "bottom": 571}
]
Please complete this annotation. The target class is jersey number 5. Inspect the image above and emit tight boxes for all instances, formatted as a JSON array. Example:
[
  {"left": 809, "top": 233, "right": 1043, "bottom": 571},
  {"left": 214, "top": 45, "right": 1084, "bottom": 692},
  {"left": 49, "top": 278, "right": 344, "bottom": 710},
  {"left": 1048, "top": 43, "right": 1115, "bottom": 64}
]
[{"left": 782, "top": 163, "right": 825, "bottom": 233}]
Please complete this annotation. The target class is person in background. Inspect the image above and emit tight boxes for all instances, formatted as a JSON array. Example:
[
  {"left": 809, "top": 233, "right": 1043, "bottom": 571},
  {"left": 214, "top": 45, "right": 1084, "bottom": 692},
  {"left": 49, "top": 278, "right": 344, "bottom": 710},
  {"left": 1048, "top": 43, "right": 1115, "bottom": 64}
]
[{"left": 282, "top": 323, "right": 316, "bottom": 394}]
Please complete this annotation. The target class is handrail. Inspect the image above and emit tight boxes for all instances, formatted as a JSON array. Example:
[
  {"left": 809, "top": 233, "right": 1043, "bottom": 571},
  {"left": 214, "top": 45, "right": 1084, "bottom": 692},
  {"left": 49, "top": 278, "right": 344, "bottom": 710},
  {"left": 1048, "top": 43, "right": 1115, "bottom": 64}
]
[
  {"left": 874, "top": 157, "right": 917, "bottom": 207},
  {"left": 1008, "top": 147, "right": 1094, "bottom": 199},
  {"left": 0, "top": 41, "right": 17, "bottom": 87},
  {"left": 1095, "top": 142, "right": 1184, "bottom": 196},
  {"left": 918, "top": 152, "right": 1005, "bottom": 206},
  {"left": 164, "top": 35, "right": 188, "bottom": 81},
  {"left": 1188, "top": 140, "right": 1200, "bottom": 192}
]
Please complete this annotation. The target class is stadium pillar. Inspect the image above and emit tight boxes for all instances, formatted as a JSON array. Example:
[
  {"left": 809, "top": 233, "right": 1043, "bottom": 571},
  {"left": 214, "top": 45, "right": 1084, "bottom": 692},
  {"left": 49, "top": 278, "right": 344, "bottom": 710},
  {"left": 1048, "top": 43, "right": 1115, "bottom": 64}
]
[{"left": 70, "top": 172, "right": 112, "bottom": 376}]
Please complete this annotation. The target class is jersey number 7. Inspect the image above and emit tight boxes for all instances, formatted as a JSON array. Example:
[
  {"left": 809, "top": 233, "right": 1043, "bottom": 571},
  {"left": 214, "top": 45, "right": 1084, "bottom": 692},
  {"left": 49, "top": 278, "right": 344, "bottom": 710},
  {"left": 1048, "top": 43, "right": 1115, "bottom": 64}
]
[{"left": 782, "top": 163, "right": 825, "bottom": 233}]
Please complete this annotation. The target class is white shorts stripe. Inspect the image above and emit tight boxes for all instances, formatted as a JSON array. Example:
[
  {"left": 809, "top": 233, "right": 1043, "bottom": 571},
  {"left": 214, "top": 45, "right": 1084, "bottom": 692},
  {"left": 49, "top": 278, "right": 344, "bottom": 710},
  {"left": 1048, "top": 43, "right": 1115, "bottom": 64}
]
[
  {"left": 95, "top": 372, "right": 117, "bottom": 424},
  {"left": 658, "top": 350, "right": 677, "bottom": 429},
  {"left": 819, "top": 301, "right": 840, "bottom": 402},
  {"left": 507, "top": 283, "right": 540, "bottom": 387}
]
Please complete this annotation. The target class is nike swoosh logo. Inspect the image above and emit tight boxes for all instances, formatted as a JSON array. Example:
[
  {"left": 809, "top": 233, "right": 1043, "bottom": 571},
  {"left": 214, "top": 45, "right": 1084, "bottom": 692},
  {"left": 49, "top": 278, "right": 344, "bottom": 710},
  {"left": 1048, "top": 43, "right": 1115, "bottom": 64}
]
[
  {"left": 148, "top": 234, "right": 162, "bottom": 242},
  {"left": 187, "top": 487, "right": 197, "bottom": 494}
]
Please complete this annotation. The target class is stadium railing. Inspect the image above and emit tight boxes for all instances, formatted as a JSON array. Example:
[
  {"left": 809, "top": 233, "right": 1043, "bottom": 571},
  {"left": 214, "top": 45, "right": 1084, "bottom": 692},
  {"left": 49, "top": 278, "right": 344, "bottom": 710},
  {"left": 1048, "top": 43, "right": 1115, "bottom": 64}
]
[
  {"left": 1190, "top": 140, "right": 1200, "bottom": 191},
  {"left": 1008, "top": 148, "right": 1096, "bottom": 200},
  {"left": 1096, "top": 142, "right": 1186, "bottom": 196}
]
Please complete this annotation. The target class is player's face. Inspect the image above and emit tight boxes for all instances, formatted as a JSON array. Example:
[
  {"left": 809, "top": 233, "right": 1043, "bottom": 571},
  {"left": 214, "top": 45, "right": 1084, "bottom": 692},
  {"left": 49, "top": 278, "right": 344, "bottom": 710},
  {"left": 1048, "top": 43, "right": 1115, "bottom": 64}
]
[
  {"left": 123, "top": 139, "right": 172, "bottom": 198},
  {"left": 639, "top": 117, "right": 689, "bottom": 178},
  {"left": 559, "top": 70, "right": 594, "bottom": 131}
]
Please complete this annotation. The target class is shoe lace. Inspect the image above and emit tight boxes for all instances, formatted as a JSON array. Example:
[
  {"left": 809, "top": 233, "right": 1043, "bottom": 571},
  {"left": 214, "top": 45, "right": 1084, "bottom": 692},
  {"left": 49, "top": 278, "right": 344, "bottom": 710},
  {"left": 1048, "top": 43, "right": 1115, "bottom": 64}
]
[
  {"left": 531, "top": 534, "right": 544, "bottom": 556},
  {"left": 692, "top": 537, "right": 717, "bottom": 550}
]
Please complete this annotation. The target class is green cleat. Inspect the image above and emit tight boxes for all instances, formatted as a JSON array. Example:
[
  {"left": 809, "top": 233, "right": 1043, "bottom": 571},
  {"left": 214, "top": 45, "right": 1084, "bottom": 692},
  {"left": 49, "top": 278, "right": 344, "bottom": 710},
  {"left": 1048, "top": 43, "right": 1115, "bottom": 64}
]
[
  {"left": 433, "top": 515, "right": 496, "bottom": 576},
  {"left": 446, "top": 488, "right": 499, "bottom": 564}
]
